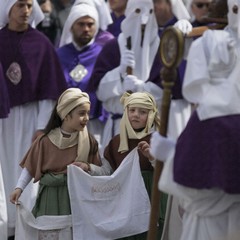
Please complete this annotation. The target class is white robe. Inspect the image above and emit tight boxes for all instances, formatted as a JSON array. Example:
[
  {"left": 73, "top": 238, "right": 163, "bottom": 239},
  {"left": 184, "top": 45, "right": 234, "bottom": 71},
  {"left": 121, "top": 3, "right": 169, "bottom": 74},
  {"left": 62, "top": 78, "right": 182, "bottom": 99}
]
[
  {"left": 159, "top": 150, "right": 240, "bottom": 240},
  {"left": 0, "top": 99, "right": 55, "bottom": 236},
  {"left": 0, "top": 161, "right": 7, "bottom": 240}
]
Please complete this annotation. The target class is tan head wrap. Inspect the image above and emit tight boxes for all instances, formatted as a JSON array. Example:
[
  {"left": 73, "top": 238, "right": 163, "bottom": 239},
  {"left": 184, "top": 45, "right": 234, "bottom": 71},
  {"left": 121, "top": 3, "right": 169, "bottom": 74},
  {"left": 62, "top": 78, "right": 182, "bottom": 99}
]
[
  {"left": 118, "top": 91, "right": 158, "bottom": 153},
  {"left": 49, "top": 88, "right": 91, "bottom": 162},
  {"left": 57, "top": 88, "right": 90, "bottom": 120}
]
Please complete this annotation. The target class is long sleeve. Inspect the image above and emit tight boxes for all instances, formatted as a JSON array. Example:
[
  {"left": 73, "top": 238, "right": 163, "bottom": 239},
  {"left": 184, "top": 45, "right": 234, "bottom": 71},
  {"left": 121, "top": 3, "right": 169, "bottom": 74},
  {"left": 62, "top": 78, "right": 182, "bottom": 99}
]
[{"left": 15, "top": 168, "right": 32, "bottom": 191}]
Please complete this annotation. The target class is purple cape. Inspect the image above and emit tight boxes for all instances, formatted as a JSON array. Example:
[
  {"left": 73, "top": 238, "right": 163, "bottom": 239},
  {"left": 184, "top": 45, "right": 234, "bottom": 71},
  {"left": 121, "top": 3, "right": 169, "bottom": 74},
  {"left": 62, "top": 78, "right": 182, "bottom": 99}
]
[
  {"left": 174, "top": 111, "right": 240, "bottom": 194},
  {"left": 107, "top": 12, "right": 125, "bottom": 38},
  {"left": 0, "top": 63, "right": 10, "bottom": 118},
  {"left": 0, "top": 25, "right": 67, "bottom": 116},
  {"left": 57, "top": 30, "right": 114, "bottom": 119}
]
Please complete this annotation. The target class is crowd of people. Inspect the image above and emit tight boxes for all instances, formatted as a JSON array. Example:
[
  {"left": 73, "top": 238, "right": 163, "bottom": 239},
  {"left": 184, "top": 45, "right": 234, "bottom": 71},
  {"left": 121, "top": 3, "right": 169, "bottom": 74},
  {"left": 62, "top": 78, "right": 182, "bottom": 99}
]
[{"left": 1, "top": 0, "right": 239, "bottom": 240}]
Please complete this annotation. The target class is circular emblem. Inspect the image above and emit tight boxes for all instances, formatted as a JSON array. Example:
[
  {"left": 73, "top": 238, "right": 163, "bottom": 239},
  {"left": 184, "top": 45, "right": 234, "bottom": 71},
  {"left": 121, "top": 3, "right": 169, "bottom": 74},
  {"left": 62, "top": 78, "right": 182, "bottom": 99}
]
[{"left": 6, "top": 62, "right": 22, "bottom": 85}]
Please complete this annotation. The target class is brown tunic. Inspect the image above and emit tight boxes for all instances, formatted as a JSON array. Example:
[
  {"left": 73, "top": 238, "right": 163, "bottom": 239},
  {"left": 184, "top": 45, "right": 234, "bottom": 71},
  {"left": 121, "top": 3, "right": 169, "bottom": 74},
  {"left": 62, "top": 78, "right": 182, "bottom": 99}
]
[
  {"left": 104, "top": 134, "right": 153, "bottom": 171},
  {"left": 20, "top": 133, "right": 101, "bottom": 182}
]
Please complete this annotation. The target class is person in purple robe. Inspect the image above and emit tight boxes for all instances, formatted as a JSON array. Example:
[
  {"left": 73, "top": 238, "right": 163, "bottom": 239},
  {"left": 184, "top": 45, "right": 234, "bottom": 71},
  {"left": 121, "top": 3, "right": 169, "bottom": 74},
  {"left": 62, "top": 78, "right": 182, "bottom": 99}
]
[
  {"left": 0, "top": 63, "right": 10, "bottom": 119},
  {"left": 0, "top": 0, "right": 67, "bottom": 238},
  {"left": 150, "top": 0, "right": 240, "bottom": 239},
  {"left": 57, "top": 0, "right": 114, "bottom": 148},
  {"left": 106, "top": 0, "right": 128, "bottom": 37}
]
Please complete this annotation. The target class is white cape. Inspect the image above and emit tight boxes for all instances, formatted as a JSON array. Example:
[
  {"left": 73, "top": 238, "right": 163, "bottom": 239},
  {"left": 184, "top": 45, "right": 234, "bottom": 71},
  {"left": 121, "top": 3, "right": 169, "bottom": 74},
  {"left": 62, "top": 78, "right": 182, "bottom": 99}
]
[{"left": 68, "top": 147, "right": 151, "bottom": 240}]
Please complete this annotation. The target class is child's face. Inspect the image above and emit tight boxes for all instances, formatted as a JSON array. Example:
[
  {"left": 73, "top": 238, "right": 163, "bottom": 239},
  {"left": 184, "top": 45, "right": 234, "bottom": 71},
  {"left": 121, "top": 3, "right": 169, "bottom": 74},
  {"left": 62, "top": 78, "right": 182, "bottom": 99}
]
[
  {"left": 127, "top": 106, "right": 149, "bottom": 130},
  {"left": 64, "top": 103, "right": 90, "bottom": 132}
]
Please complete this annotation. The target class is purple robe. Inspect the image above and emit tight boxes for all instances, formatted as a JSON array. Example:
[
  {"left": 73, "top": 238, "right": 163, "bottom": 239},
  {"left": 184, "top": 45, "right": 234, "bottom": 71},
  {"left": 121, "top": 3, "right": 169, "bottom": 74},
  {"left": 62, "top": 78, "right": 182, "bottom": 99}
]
[
  {"left": 57, "top": 30, "right": 114, "bottom": 119},
  {"left": 0, "top": 63, "right": 9, "bottom": 118},
  {"left": 0, "top": 26, "right": 67, "bottom": 115},
  {"left": 174, "top": 111, "right": 240, "bottom": 194},
  {"left": 107, "top": 12, "right": 125, "bottom": 38}
]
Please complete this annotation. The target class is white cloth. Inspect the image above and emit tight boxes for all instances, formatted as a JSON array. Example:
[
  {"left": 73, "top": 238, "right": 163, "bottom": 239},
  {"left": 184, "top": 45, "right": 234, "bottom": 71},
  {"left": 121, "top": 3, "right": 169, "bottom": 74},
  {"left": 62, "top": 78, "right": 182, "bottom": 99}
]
[
  {"left": 0, "top": 0, "right": 44, "bottom": 28},
  {"left": 167, "top": 99, "right": 192, "bottom": 140},
  {"left": 170, "top": 0, "right": 191, "bottom": 21},
  {"left": 120, "top": 0, "right": 159, "bottom": 82},
  {"left": 159, "top": 151, "right": 240, "bottom": 240},
  {"left": 89, "top": 157, "right": 113, "bottom": 176},
  {"left": 183, "top": 28, "right": 240, "bottom": 120},
  {"left": 0, "top": 100, "right": 55, "bottom": 232},
  {"left": 227, "top": 0, "right": 240, "bottom": 38},
  {"left": 150, "top": 132, "right": 176, "bottom": 161},
  {"left": 68, "top": 147, "right": 151, "bottom": 240},
  {"left": 15, "top": 203, "right": 72, "bottom": 240},
  {"left": 16, "top": 168, "right": 32, "bottom": 191},
  {"left": 0, "top": 161, "right": 7, "bottom": 240},
  {"left": 73, "top": 0, "right": 112, "bottom": 31}
]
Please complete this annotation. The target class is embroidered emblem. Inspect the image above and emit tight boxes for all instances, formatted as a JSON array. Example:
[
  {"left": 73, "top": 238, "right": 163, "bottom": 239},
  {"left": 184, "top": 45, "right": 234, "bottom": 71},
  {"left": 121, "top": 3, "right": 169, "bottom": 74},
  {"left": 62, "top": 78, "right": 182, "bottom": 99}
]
[
  {"left": 6, "top": 62, "right": 22, "bottom": 85},
  {"left": 70, "top": 64, "right": 88, "bottom": 82}
]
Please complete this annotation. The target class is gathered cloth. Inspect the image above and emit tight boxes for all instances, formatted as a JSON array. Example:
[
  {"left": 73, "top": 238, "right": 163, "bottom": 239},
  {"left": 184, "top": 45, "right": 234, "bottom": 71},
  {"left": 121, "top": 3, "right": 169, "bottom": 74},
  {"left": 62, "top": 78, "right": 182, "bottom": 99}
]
[
  {"left": 15, "top": 203, "right": 72, "bottom": 240},
  {"left": 68, "top": 147, "right": 151, "bottom": 240},
  {"left": 104, "top": 134, "right": 167, "bottom": 239}
]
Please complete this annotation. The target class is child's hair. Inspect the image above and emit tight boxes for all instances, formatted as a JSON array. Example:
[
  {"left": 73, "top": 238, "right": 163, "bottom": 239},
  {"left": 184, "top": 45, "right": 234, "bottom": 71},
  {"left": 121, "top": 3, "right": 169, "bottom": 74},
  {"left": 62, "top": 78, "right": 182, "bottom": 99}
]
[{"left": 43, "top": 103, "right": 62, "bottom": 135}]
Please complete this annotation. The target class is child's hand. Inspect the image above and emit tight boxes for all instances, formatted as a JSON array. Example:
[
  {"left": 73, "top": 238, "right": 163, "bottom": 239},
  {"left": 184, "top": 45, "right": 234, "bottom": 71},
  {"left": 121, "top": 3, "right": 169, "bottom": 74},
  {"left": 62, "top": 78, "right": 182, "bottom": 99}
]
[
  {"left": 10, "top": 188, "right": 22, "bottom": 205},
  {"left": 72, "top": 161, "right": 91, "bottom": 173},
  {"left": 138, "top": 141, "right": 154, "bottom": 161}
]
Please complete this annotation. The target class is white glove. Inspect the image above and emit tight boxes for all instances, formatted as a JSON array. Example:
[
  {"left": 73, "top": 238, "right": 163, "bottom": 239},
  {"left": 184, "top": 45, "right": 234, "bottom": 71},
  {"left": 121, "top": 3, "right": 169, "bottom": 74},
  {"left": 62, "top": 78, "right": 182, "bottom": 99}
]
[
  {"left": 123, "top": 75, "right": 144, "bottom": 92},
  {"left": 174, "top": 19, "right": 192, "bottom": 35},
  {"left": 119, "top": 49, "right": 135, "bottom": 76},
  {"left": 150, "top": 132, "right": 176, "bottom": 161}
]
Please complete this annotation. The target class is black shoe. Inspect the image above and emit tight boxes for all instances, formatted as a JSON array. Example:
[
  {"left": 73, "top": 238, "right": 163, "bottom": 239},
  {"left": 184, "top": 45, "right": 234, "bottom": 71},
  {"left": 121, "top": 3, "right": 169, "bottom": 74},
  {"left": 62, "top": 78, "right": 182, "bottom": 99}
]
[{"left": 8, "top": 236, "right": 15, "bottom": 240}]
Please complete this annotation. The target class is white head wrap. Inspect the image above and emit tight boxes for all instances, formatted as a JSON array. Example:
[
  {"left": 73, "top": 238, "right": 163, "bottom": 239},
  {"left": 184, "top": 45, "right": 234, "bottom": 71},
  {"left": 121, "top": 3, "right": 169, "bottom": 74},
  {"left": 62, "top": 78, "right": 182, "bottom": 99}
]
[
  {"left": 73, "top": 0, "right": 112, "bottom": 31},
  {"left": 49, "top": 88, "right": 91, "bottom": 163},
  {"left": 0, "top": 0, "right": 44, "bottom": 28},
  {"left": 118, "top": 91, "right": 158, "bottom": 153},
  {"left": 59, "top": 3, "right": 99, "bottom": 47},
  {"left": 227, "top": 0, "right": 240, "bottom": 38},
  {"left": 170, "top": 0, "right": 191, "bottom": 20},
  {"left": 119, "top": 0, "right": 159, "bottom": 81}
]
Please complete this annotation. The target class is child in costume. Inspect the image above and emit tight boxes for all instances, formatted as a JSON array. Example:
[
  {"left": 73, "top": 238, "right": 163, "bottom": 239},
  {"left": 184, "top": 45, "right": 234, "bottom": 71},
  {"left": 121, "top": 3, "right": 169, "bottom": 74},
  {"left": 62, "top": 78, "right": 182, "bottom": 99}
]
[
  {"left": 10, "top": 88, "right": 103, "bottom": 237},
  {"left": 104, "top": 91, "right": 168, "bottom": 239}
]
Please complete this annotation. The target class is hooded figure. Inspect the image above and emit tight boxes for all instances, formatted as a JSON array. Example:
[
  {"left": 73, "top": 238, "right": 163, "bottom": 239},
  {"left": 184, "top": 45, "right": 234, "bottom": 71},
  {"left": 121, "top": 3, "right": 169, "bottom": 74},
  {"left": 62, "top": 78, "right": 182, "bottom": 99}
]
[{"left": 150, "top": 1, "right": 240, "bottom": 240}]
